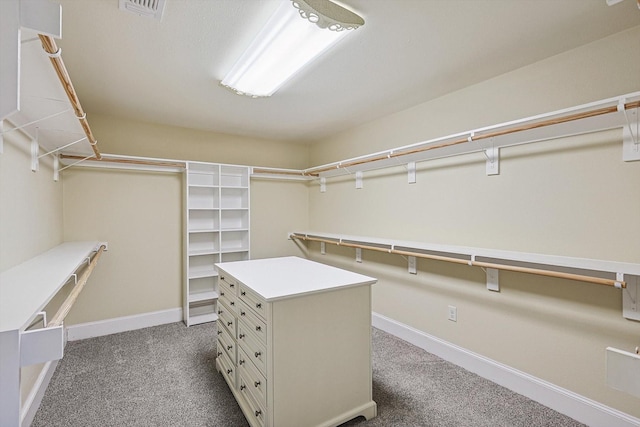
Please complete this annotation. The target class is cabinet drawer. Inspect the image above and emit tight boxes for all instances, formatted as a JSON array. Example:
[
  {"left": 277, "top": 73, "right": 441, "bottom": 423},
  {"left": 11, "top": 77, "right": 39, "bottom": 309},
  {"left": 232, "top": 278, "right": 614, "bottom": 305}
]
[
  {"left": 238, "top": 323, "right": 267, "bottom": 376},
  {"left": 217, "top": 300, "right": 236, "bottom": 337},
  {"left": 219, "top": 278, "right": 238, "bottom": 312},
  {"left": 238, "top": 368, "right": 266, "bottom": 427},
  {"left": 238, "top": 300, "right": 267, "bottom": 344},
  {"left": 217, "top": 346, "right": 236, "bottom": 389},
  {"left": 219, "top": 275, "right": 239, "bottom": 293},
  {"left": 238, "top": 283, "right": 266, "bottom": 321},
  {"left": 238, "top": 347, "right": 267, "bottom": 408},
  {"left": 217, "top": 322, "right": 236, "bottom": 364}
]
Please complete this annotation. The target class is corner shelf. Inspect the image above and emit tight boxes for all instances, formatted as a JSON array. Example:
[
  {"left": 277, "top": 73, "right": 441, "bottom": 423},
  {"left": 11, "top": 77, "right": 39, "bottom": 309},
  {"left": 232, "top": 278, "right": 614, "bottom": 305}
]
[{"left": 183, "top": 162, "right": 250, "bottom": 326}]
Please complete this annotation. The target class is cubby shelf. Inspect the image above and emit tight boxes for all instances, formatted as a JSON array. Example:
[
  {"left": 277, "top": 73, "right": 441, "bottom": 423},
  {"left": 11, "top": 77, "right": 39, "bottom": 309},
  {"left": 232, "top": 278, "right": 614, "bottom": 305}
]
[{"left": 183, "top": 162, "right": 250, "bottom": 326}]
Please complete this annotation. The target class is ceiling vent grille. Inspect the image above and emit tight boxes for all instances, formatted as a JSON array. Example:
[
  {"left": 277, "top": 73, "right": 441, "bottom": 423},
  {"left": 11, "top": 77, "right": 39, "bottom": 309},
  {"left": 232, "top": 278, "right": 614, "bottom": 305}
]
[{"left": 119, "top": 0, "right": 166, "bottom": 21}]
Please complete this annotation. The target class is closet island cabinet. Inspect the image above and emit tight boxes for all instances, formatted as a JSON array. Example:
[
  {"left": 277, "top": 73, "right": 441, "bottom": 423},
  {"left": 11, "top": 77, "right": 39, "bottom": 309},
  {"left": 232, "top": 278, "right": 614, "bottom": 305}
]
[
  {"left": 215, "top": 256, "right": 378, "bottom": 427},
  {"left": 183, "top": 162, "right": 249, "bottom": 326}
]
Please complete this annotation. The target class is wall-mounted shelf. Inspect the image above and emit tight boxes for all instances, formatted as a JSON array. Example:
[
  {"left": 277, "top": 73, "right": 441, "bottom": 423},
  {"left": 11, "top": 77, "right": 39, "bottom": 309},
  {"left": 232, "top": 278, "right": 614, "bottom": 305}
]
[
  {"left": 0, "top": 241, "right": 106, "bottom": 426},
  {"left": 290, "top": 231, "right": 640, "bottom": 321},
  {"left": 183, "top": 162, "right": 250, "bottom": 326},
  {"left": 251, "top": 91, "right": 640, "bottom": 183}
]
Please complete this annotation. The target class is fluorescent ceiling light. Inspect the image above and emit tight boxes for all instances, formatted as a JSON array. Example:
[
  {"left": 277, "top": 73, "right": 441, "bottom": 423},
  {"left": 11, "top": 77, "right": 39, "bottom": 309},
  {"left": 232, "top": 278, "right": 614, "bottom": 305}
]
[{"left": 220, "top": 0, "right": 364, "bottom": 98}]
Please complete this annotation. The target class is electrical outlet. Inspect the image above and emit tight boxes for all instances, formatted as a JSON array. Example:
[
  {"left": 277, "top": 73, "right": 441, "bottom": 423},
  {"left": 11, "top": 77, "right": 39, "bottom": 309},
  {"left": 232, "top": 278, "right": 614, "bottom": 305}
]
[{"left": 448, "top": 305, "right": 457, "bottom": 322}]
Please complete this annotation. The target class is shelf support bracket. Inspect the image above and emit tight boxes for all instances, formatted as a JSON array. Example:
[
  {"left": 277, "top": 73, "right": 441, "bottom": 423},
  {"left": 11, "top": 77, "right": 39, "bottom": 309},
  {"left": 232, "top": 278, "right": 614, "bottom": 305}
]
[
  {"left": 356, "top": 247, "right": 362, "bottom": 263},
  {"left": 486, "top": 268, "right": 500, "bottom": 292},
  {"left": 355, "top": 171, "right": 363, "bottom": 189},
  {"left": 408, "top": 256, "right": 417, "bottom": 274},
  {"left": 30, "top": 138, "right": 39, "bottom": 172},
  {"left": 622, "top": 274, "right": 639, "bottom": 321},
  {"left": 485, "top": 146, "right": 500, "bottom": 175},
  {"left": 320, "top": 177, "right": 326, "bottom": 193},
  {"left": 408, "top": 161, "right": 416, "bottom": 184},
  {"left": 53, "top": 154, "right": 59, "bottom": 181},
  {"left": 320, "top": 241, "right": 326, "bottom": 255},
  {"left": 622, "top": 108, "right": 639, "bottom": 161}
]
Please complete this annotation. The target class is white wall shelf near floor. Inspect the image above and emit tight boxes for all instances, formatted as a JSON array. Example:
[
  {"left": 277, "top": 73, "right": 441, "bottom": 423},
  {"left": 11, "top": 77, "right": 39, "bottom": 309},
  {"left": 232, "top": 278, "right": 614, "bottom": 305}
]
[
  {"left": 184, "top": 162, "right": 250, "bottom": 326},
  {"left": 0, "top": 241, "right": 105, "bottom": 427}
]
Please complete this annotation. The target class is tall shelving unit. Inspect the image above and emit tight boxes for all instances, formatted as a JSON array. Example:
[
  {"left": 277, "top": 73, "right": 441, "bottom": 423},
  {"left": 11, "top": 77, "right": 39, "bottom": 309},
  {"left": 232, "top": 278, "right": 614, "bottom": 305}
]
[{"left": 184, "top": 162, "right": 250, "bottom": 326}]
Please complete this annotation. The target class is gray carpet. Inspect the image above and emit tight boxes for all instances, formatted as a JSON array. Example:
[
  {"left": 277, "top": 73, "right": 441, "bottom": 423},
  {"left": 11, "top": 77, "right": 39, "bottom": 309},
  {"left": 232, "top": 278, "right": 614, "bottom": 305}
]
[{"left": 32, "top": 322, "right": 585, "bottom": 427}]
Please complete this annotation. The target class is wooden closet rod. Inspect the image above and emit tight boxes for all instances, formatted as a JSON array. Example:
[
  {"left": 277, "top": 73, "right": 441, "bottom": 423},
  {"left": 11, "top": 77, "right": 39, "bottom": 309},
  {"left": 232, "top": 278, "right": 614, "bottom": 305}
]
[
  {"left": 290, "top": 234, "right": 627, "bottom": 288},
  {"left": 304, "top": 100, "right": 640, "bottom": 176},
  {"left": 48, "top": 244, "right": 106, "bottom": 327},
  {"left": 60, "top": 154, "right": 185, "bottom": 169},
  {"left": 38, "top": 34, "right": 102, "bottom": 160}
]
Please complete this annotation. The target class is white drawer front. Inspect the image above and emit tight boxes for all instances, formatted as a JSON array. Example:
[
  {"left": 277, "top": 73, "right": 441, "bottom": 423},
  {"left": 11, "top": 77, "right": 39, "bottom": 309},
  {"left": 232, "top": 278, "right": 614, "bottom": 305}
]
[
  {"left": 238, "top": 367, "right": 266, "bottom": 427},
  {"left": 217, "top": 300, "right": 236, "bottom": 337},
  {"left": 238, "top": 347, "right": 267, "bottom": 408},
  {"left": 238, "top": 283, "right": 266, "bottom": 321},
  {"left": 217, "top": 347, "right": 236, "bottom": 389},
  {"left": 217, "top": 322, "right": 236, "bottom": 364},
  {"left": 238, "top": 321, "right": 267, "bottom": 376},
  {"left": 218, "top": 279, "right": 238, "bottom": 312},
  {"left": 219, "top": 275, "right": 239, "bottom": 293},
  {"left": 238, "top": 300, "right": 267, "bottom": 344}
]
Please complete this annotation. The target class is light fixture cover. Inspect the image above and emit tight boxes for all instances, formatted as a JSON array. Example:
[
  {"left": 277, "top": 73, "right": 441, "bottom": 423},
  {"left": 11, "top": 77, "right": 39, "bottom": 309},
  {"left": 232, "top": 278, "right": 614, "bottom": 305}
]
[{"left": 220, "top": 0, "right": 364, "bottom": 98}]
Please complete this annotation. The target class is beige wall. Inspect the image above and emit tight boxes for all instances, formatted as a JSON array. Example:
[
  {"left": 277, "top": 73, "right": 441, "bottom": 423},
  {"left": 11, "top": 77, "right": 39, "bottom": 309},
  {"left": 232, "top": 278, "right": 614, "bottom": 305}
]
[
  {"left": 306, "top": 26, "right": 640, "bottom": 417},
  {"left": 87, "top": 113, "right": 310, "bottom": 169},
  {"left": 60, "top": 116, "right": 309, "bottom": 324},
  {"left": 0, "top": 130, "right": 63, "bottom": 271}
]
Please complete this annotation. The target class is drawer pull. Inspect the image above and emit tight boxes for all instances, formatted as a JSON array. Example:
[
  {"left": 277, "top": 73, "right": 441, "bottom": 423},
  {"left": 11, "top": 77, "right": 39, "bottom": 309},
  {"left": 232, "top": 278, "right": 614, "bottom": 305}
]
[
  {"left": 230, "top": 301, "right": 235, "bottom": 306},
  {"left": 254, "top": 381, "right": 261, "bottom": 388},
  {"left": 226, "top": 368, "right": 233, "bottom": 374},
  {"left": 240, "top": 384, "right": 246, "bottom": 390},
  {"left": 239, "top": 359, "right": 245, "bottom": 365},
  {"left": 217, "top": 351, "right": 222, "bottom": 357},
  {"left": 256, "top": 303, "right": 262, "bottom": 309},
  {"left": 227, "top": 345, "right": 233, "bottom": 350},
  {"left": 221, "top": 276, "right": 225, "bottom": 280},
  {"left": 217, "top": 330, "right": 222, "bottom": 335},
  {"left": 230, "top": 283, "right": 235, "bottom": 288},
  {"left": 240, "top": 311, "right": 246, "bottom": 316},
  {"left": 255, "top": 326, "right": 261, "bottom": 332},
  {"left": 218, "top": 310, "right": 223, "bottom": 315},
  {"left": 254, "top": 351, "right": 261, "bottom": 358},
  {"left": 220, "top": 291, "right": 225, "bottom": 296},
  {"left": 239, "top": 333, "right": 245, "bottom": 339},
  {"left": 255, "top": 410, "right": 262, "bottom": 417},
  {"left": 227, "top": 321, "right": 233, "bottom": 327},
  {"left": 241, "top": 291, "right": 246, "bottom": 296}
]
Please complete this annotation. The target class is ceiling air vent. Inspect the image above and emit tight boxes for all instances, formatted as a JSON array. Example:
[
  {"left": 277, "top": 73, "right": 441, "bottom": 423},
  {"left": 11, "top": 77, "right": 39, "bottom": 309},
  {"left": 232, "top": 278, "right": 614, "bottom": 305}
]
[{"left": 119, "top": 0, "right": 167, "bottom": 21}]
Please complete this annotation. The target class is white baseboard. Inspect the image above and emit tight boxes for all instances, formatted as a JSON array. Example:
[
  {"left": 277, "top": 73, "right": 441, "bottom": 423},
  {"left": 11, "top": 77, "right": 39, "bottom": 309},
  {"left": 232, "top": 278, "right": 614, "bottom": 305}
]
[
  {"left": 21, "top": 359, "right": 58, "bottom": 427},
  {"left": 372, "top": 312, "right": 640, "bottom": 427},
  {"left": 66, "top": 308, "right": 183, "bottom": 341}
]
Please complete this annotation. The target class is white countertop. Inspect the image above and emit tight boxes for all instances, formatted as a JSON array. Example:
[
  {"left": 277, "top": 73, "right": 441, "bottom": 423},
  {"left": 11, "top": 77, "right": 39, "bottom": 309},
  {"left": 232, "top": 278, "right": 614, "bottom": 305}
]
[
  {"left": 0, "top": 241, "right": 102, "bottom": 332},
  {"left": 215, "top": 256, "right": 376, "bottom": 301}
]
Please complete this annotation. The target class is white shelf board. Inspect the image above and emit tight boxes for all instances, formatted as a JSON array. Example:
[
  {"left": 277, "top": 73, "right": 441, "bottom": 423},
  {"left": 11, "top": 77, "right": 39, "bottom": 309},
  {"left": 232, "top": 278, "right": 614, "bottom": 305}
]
[
  {"left": 188, "top": 312, "right": 218, "bottom": 325},
  {"left": 0, "top": 241, "right": 102, "bottom": 332},
  {"left": 188, "top": 183, "right": 217, "bottom": 188},
  {"left": 188, "top": 228, "right": 220, "bottom": 234},
  {"left": 220, "top": 247, "right": 249, "bottom": 254},
  {"left": 188, "top": 269, "right": 219, "bottom": 280},
  {"left": 293, "top": 231, "right": 640, "bottom": 277},
  {"left": 188, "top": 290, "right": 219, "bottom": 303},
  {"left": 188, "top": 249, "right": 219, "bottom": 257}
]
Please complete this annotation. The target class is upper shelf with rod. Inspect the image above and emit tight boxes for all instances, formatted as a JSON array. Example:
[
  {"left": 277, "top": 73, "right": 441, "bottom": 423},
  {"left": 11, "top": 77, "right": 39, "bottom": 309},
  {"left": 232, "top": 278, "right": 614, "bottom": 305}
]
[
  {"left": 289, "top": 231, "right": 640, "bottom": 321},
  {"left": 1, "top": 0, "right": 102, "bottom": 179},
  {"left": 252, "top": 91, "right": 640, "bottom": 182}
]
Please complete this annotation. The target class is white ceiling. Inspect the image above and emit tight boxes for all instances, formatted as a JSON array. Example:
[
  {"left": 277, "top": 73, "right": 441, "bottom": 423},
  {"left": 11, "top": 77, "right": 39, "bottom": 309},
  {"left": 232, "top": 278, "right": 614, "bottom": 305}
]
[{"left": 50, "top": 0, "right": 639, "bottom": 144}]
